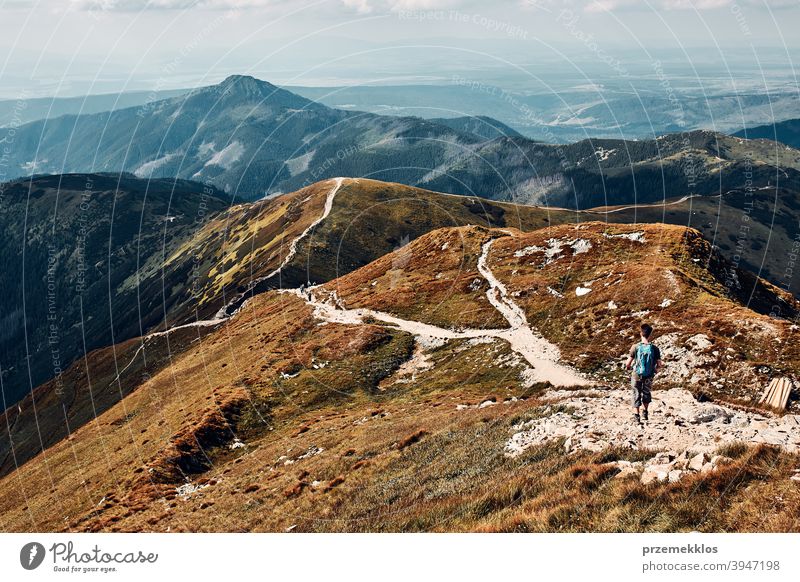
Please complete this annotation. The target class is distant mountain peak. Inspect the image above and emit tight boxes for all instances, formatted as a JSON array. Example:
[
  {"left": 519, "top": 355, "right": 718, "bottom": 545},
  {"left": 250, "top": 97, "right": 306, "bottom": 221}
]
[
  {"left": 196, "top": 74, "right": 320, "bottom": 112},
  {"left": 216, "top": 74, "right": 278, "bottom": 96}
]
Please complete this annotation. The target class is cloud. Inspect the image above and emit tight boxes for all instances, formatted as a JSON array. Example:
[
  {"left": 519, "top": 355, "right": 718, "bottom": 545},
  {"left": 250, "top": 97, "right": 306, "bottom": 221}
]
[
  {"left": 530, "top": 0, "right": 798, "bottom": 12},
  {"left": 341, "top": 0, "right": 372, "bottom": 13},
  {"left": 69, "top": 0, "right": 468, "bottom": 10},
  {"left": 69, "top": 0, "right": 291, "bottom": 10},
  {"left": 64, "top": 0, "right": 800, "bottom": 11},
  {"left": 340, "top": 0, "right": 475, "bottom": 12}
]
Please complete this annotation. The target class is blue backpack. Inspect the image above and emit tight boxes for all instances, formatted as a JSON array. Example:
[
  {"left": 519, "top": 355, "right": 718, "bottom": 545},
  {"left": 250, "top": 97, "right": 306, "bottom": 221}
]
[{"left": 635, "top": 343, "right": 657, "bottom": 378}]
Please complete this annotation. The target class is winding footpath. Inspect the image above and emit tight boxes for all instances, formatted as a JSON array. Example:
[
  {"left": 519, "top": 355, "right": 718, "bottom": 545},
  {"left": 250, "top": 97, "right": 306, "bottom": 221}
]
[
  {"left": 117, "top": 185, "right": 587, "bottom": 389},
  {"left": 288, "top": 234, "right": 590, "bottom": 387},
  {"left": 477, "top": 238, "right": 586, "bottom": 386},
  {"left": 259, "top": 177, "right": 344, "bottom": 284},
  {"left": 579, "top": 193, "right": 720, "bottom": 215},
  {"left": 111, "top": 178, "right": 348, "bottom": 386},
  {"left": 169, "top": 176, "right": 345, "bottom": 331}
]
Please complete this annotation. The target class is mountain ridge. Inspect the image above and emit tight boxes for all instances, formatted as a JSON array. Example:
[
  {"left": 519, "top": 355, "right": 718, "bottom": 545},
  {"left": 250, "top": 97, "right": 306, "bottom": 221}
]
[
  {"left": 5, "top": 75, "right": 800, "bottom": 210},
  {"left": 0, "top": 215, "right": 797, "bottom": 532}
]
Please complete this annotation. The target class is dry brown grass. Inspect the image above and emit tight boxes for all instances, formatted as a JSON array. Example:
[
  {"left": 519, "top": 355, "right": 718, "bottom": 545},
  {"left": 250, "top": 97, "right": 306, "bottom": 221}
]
[{"left": 1, "top": 221, "right": 799, "bottom": 533}]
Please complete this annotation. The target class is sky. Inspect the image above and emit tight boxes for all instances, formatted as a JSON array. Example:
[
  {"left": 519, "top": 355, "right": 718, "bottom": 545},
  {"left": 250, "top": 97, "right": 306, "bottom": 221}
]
[{"left": 1, "top": 0, "right": 799, "bottom": 97}]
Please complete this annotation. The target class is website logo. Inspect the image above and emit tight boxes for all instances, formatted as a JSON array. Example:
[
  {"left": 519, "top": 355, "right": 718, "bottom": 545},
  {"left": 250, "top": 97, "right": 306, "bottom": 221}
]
[{"left": 20, "top": 542, "right": 46, "bottom": 570}]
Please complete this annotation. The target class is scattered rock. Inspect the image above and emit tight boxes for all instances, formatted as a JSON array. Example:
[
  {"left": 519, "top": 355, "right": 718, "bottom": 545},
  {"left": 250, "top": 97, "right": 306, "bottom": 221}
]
[
  {"left": 175, "top": 481, "right": 210, "bottom": 500},
  {"left": 651, "top": 451, "right": 676, "bottom": 465},
  {"left": 690, "top": 405, "right": 732, "bottom": 424},
  {"left": 505, "top": 387, "right": 799, "bottom": 458},
  {"left": 605, "top": 460, "right": 643, "bottom": 480},
  {"left": 641, "top": 468, "right": 669, "bottom": 485},
  {"left": 688, "top": 452, "right": 709, "bottom": 472},
  {"left": 668, "top": 470, "right": 684, "bottom": 483}
]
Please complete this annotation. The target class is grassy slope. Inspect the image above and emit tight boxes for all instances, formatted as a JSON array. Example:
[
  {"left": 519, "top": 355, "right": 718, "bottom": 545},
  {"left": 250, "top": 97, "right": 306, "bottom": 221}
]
[
  {"left": 4, "top": 177, "right": 798, "bottom": 484},
  {"left": 324, "top": 221, "right": 799, "bottom": 405},
  {"left": 488, "top": 223, "right": 799, "bottom": 403},
  {"left": 0, "top": 173, "right": 230, "bottom": 407},
  {"left": 158, "top": 179, "right": 337, "bottom": 323},
  {"left": 0, "top": 324, "right": 221, "bottom": 479},
  {"left": 576, "top": 187, "right": 800, "bottom": 298},
  {"left": 1, "top": 223, "right": 798, "bottom": 532},
  {"left": 164, "top": 177, "right": 577, "bottom": 321}
]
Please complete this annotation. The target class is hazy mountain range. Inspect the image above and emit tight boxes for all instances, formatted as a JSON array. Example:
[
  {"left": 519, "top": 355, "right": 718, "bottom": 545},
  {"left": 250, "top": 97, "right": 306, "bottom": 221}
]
[
  {"left": 735, "top": 118, "right": 800, "bottom": 150},
  {"left": 4, "top": 75, "right": 800, "bottom": 211}
]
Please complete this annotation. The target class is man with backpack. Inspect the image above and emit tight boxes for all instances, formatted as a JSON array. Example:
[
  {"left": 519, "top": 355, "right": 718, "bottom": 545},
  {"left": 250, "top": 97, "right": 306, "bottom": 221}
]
[{"left": 625, "top": 323, "right": 662, "bottom": 425}]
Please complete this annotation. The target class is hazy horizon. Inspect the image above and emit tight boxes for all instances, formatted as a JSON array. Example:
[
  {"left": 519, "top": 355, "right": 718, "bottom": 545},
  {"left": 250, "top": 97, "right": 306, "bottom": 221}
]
[{"left": 3, "top": 1, "right": 800, "bottom": 100}]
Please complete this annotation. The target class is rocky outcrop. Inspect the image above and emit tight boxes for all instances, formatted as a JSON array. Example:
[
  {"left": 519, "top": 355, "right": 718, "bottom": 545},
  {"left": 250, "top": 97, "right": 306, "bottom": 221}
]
[
  {"left": 505, "top": 387, "right": 800, "bottom": 467},
  {"left": 604, "top": 451, "right": 733, "bottom": 485}
]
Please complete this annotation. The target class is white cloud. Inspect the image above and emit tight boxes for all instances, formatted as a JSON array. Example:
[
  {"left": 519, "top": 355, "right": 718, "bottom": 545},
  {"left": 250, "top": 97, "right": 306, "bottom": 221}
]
[
  {"left": 70, "top": 0, "right": 481, "bottom": 11},
  {"left": 69, "top": 0, "right": 291, "bottom": 10},
  {"left": 341, "top": 0, "right": 372, "bottom": 13},
  {"left": 531, "top": 0, "right": 798, "bottom": 12},
  {"left": 62, "top": 0, "right": 800, "bottom": 12}
]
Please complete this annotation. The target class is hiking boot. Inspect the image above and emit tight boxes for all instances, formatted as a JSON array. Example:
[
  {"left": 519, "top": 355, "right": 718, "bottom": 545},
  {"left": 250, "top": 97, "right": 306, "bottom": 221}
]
[
  {"left": 632, "top": 413, "right": 642, "bottom": 426},
  {"left": 642, "top": 409, "right": 649, "bottom": 422}
]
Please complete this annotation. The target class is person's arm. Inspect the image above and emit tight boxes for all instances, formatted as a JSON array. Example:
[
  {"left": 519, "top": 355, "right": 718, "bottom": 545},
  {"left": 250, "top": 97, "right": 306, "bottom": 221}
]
[{"left": 625, "top": 345, "right": 635, "bottom": 370}]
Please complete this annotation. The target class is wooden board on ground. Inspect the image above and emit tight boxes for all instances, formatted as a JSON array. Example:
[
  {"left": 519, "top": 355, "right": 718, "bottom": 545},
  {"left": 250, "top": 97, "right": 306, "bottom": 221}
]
[{"left": 759, "top": 377, "right": 793, "bottom": 410}]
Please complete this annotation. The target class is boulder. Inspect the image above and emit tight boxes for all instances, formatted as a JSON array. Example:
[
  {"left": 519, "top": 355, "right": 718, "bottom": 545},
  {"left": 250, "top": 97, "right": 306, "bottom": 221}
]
[
  {"left": 688, "top": 452, "right": 708, "bottom": 472},
  {"left": 668, "top": 470, "right": 684, "bottom": 483},
  {"left": 615, "top": 467, "right": 640, "bottom": 479},
  {"left": 674, "top": 451, "right": 691, "bottom": 470},
  {"left": 608, "top": 460, "right": 643, "bottom": 480},
  {"left": 641, "top": 468, "right": 669, "bottom": 485},
  {"left": 651, "top": 451, "right": 677, "bottom": 465}
]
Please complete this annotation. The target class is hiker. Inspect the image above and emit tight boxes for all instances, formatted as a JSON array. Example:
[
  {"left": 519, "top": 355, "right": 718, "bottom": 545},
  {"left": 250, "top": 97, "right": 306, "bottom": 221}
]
[{"left": 625, "top": 323, "right": 662, "bottom": 425}]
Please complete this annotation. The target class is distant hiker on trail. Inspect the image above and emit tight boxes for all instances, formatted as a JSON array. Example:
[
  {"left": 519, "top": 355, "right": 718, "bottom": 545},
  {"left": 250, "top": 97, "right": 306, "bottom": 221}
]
[{"left": 625, "top": 323, "right": 662, "bottom": 425}]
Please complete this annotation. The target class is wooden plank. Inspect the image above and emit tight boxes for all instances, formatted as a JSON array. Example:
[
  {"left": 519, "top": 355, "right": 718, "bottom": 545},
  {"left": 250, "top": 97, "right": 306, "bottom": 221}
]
[
  {"left": 759, "top": 377, "right": 794, "bottom": 410},
  {"left": 770, "top": 378, "right": 782, "bottom": 407},
  {"left": 768, "top": 379, "right": 780, "bottom": 408},
  {"left": 762, "top": 377, "right": 792, "bottom": 410},
  {"left": 760, "top": 378, "right": 779, "bottom": 404},
  {"left": 777, "top": 378, "right": 791, "bottom": 409}
]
